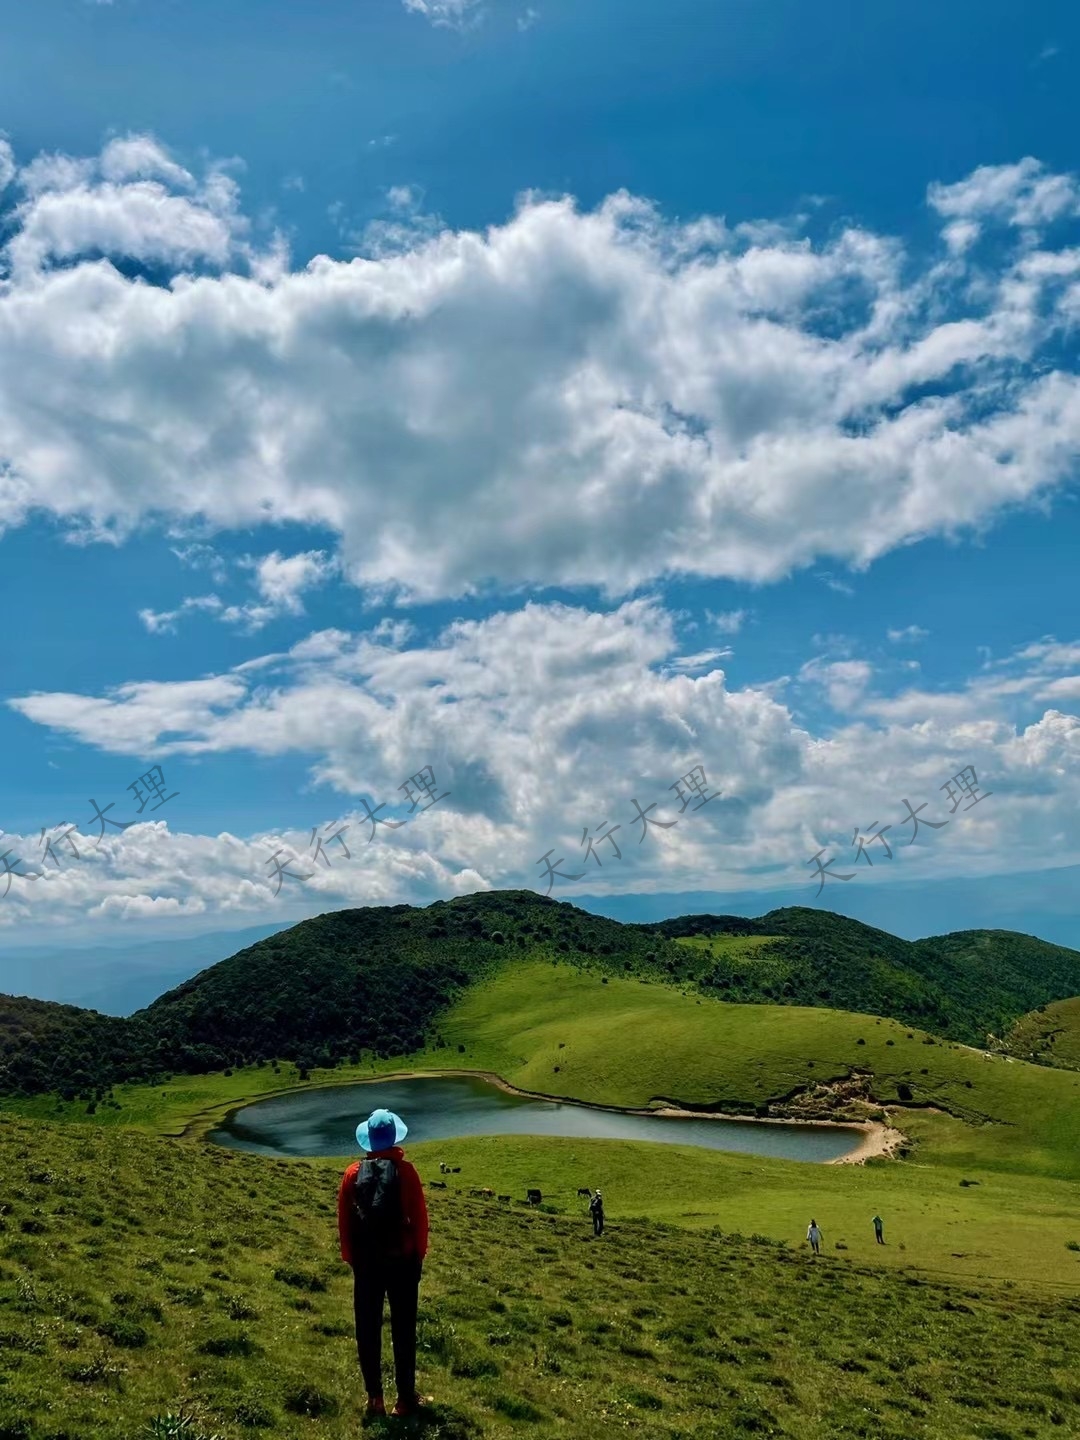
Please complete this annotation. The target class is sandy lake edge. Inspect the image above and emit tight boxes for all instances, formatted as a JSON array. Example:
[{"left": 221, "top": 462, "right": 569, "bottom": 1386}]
[{"left": 188, "top": 1066, "right": 909, "bottom": 1164}]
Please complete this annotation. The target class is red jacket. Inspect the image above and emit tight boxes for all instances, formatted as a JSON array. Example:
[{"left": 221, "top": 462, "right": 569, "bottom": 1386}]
[{"left": 338, "top": 1147, "right": 429, "bottom": 1265}]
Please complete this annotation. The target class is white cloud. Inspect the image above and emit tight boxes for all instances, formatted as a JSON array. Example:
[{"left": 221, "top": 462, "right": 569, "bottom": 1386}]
[
  {"left": 0, "top": 137, "right": 1077, "bottom": 608},
  {"left": 139, "top": 594, "right": 223, "bottom": 634},
  {"left": 99, "top": 134, "right": 195, "bottom": 190},
  {"left": 232, "top": 548, "right": 338, "bottom": 626},
  {"left": 354, "top": 184, "right": 445, "bottom": 256},
  {"left": 142, "top": 549, "right": 338, "bottom": 635},
  {"left": 170, "top": 542, "right": 230, "bottom": 586},
  {"left": 798, "top": 658, "right": 874, "bottom": 712},
  {"left": 3, "top": 609, "right": 1080, "bottom": 930},
  {"left": 0, "top": 138, "right": 15, "bottom": 193},
  {"left": 706, "top": 608, "right": 748, "bottom": 634},
  {"left": 665, "top": 648, "right": 733, "bottom": 674},
  {"left": 3, "top": 135, "right": 252, "bottom": 279},
  {"left": 402, "top": 0, "right": 485, "bottom": 30},
  {"left": 518, "top": 7, "right": 539, "bottom": 30},
  {"left": 928, "top": 157, "right": 1080, "bottom": 231},
  {"left": 887, "top": 625, "right": 929, "bottom": 644},
  {"left": 818, "top": 574, "right": 856, "bottom": 597}
]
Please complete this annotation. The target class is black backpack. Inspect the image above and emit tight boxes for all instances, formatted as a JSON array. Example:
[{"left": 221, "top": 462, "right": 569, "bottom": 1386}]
[{"left": 352, "top": 1157, "right": 406, "bottom": 1257}]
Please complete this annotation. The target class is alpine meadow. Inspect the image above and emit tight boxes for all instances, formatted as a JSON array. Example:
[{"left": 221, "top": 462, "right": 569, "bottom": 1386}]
[{"left": 2, "top": 0, "right": 1080, "bottom": 1436}]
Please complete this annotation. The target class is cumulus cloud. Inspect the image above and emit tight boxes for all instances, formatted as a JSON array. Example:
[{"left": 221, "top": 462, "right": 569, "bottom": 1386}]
[
  {"left": 0, "top": 135, "right": 1076, "bottom": 603},
  {"left": 4, "top": 605, "right": 1080, "bottom": 933},
  {"left": 3, "top": 135, "right": 251, "bottom": 278},
  {"left": 928, "top": 157, "right": 1080, "bottom": 238},
  {"left": 798, "top": 658, "right": 874, "bottom": 711}
]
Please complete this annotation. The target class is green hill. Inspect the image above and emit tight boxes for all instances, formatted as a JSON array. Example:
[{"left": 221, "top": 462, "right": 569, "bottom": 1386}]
[
  {"left": 4, "top": 892, "right": 1080, "bottom": 1101},
  {"left": 1005, "top": 996, "right": 1080, "bottom": 1070},
  {"left": 646, "top": 906, "right": 1080, "bottom": 1045}
]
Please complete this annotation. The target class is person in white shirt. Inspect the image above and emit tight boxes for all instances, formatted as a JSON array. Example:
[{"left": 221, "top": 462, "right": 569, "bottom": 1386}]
[{"left": 806, "top": 1219, "right": 822, "bottom": 1255}]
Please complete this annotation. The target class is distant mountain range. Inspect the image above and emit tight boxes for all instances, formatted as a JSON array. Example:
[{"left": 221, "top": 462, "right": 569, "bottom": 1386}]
[
  {"left": 2, "top": 891, "right": 1080, "bottom": 1101},
  {"left": 0, "top": 924, "right": 291, "bottom": 1015},
  {"left": 585, "top": 861, "right": 1080, "bottom": 953}
]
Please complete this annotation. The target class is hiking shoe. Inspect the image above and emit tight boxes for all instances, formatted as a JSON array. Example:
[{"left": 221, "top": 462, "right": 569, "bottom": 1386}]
[
  {"left": 391, "top": 1393, "right": 430, "bottom": 1417},
  {"left": 366, "top": 1396, "right": 387, "bottom": 1417}
]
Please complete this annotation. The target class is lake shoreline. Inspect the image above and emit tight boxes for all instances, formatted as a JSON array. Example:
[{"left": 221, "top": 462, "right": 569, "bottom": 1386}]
[{"left": 204, "top": 1066, "right": 907, "bottom": 1164}]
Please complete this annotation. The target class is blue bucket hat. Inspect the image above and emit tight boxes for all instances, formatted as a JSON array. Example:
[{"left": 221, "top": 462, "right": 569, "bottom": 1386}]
[{"left": 356, "top": 1107, "right": 408, "bottom": 1152}]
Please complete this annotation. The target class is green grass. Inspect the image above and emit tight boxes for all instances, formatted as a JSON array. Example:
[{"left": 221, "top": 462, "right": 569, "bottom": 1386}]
[
  {"left": 9, "top": 961, "right": 1080, "bottom": 1290},
  {"left": 1006, "top": 997, "right": 1080, "bottom": 1070},
  {"left": 434, "top": 961, "right": 1080, "bottom": 1176},
  {"left": 6, "top": 1111, "right": 1080, "bottom": 1440},
  {"left": 674, "top": 934, "right": 787, "bottom": 961}
]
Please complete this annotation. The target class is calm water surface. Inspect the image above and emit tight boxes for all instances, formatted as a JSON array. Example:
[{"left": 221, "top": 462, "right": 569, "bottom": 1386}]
[{"left": 210, "top": 1074, "right": 857, "bottom": 1163}]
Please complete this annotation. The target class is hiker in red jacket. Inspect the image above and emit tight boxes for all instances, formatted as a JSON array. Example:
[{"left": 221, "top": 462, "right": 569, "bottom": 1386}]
[{"left": 338, "top": 1108, "right": 430, "bottom": 1419}]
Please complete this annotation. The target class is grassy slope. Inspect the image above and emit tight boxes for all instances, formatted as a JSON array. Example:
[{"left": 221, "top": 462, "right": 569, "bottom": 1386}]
[
  {"left": 11, "top": 962, "right": 1080, "bottom": 1289},
  {"left": 1005, "top": 996, "right": 1080, "bottom": 1070},
  {"left": 5, "top": 1112, "right": 1080, "bottom": 1440},
  {"left": 436, "top": 962, "right": 1080, "bottom": 1181},
  {"left": 6, "top": 893, "right": 1080, "bottom": 1102}
]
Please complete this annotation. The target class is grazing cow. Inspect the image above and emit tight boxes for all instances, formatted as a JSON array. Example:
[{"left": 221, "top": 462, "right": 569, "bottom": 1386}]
[
  {"left": 451, "top": 1166, "right": 461, "bottom": 1174},
  {"left": 479, "top": 1187, "right": 495, "bottom": 1197},
  {"left": 439, "top": 1162, "right": 450, "bottom": 1174},
  {"left": 527, "top": 1189, "right": 542, "bottom": 1205},
  {"left": 428, "top": 1180, "right": 447, "bottom": 1189},
  {"left": 576, "top": 1187, "right": 591, "bottom": 1197}
]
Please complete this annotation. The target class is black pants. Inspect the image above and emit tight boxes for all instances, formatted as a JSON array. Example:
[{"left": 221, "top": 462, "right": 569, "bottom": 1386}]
[
  {"left": 875, "top": 1229, "right": 884, "bottom": 1244},
  {"left": 593, "top": 1211, "right": 604, "bottom": 1235},
  {"left": 352, "top": 1253, "right": 422, "bottom": 1400}
]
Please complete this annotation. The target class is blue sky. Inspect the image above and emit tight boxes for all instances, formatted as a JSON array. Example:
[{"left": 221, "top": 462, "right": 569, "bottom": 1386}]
[{"left": 0, "top": 0, "right": 1078, "bottom": 954}]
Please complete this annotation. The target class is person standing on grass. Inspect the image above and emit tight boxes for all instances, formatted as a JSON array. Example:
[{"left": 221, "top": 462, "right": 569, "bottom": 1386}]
[
  {"left": 590, "top": 1189, "right": 605, "bottom": 1236},
  {"left": 806, "top": 1219, "right": 822, "bottom": 1255},
  {"left": 338, "top": 1108, "right": 430, "bottom": 1420},
  {"left": 873, "top": 1214, "right": 884, "bottom": 1245}
]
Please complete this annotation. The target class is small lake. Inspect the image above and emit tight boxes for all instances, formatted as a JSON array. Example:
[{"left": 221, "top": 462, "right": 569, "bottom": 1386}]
[{"left": 209, "top": 1074, "right": 858, "bottom": 1163}]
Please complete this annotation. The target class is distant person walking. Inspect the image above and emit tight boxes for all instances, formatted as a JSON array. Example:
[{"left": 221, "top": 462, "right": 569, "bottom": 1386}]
[
  {"left": 338, "top": 1108, "right": 430, "bottom": 1420},
  {"left": 806, "top": 1219, "right": 822, "bottom": 1256},
  {"left": 873, "top": 1214, "right": 884, "bottom": 1245},
  {"left": 590, "top": 1189, "right": 605, "bottom": 1236}
]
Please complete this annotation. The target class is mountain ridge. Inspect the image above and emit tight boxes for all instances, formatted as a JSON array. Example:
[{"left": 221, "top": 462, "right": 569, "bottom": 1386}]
[{"left": 2, "top": 890, "right": 1080, "bottom": 1100}]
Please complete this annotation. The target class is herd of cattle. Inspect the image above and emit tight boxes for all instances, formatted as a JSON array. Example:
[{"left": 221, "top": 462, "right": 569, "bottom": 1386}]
[{"left": 426, "top": 1171, "right": 594, "bottom": 1207}]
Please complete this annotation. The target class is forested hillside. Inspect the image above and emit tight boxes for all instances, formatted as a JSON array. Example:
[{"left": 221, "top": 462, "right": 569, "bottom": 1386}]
[
  {"left": 3, "top": 892, "right": 1080, "bottom": 1102},
  {"left": 645, "top": 907, "right": 1080, "bottom": 1045}
]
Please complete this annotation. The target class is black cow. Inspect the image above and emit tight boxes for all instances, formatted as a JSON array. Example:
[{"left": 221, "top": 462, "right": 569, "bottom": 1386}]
[
  {"left": 576, "top": 1187, "right": 591, "bottom": 1197},
  {"left": 527, "top": 1189, "right": 542, "bottom": 1205}
]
